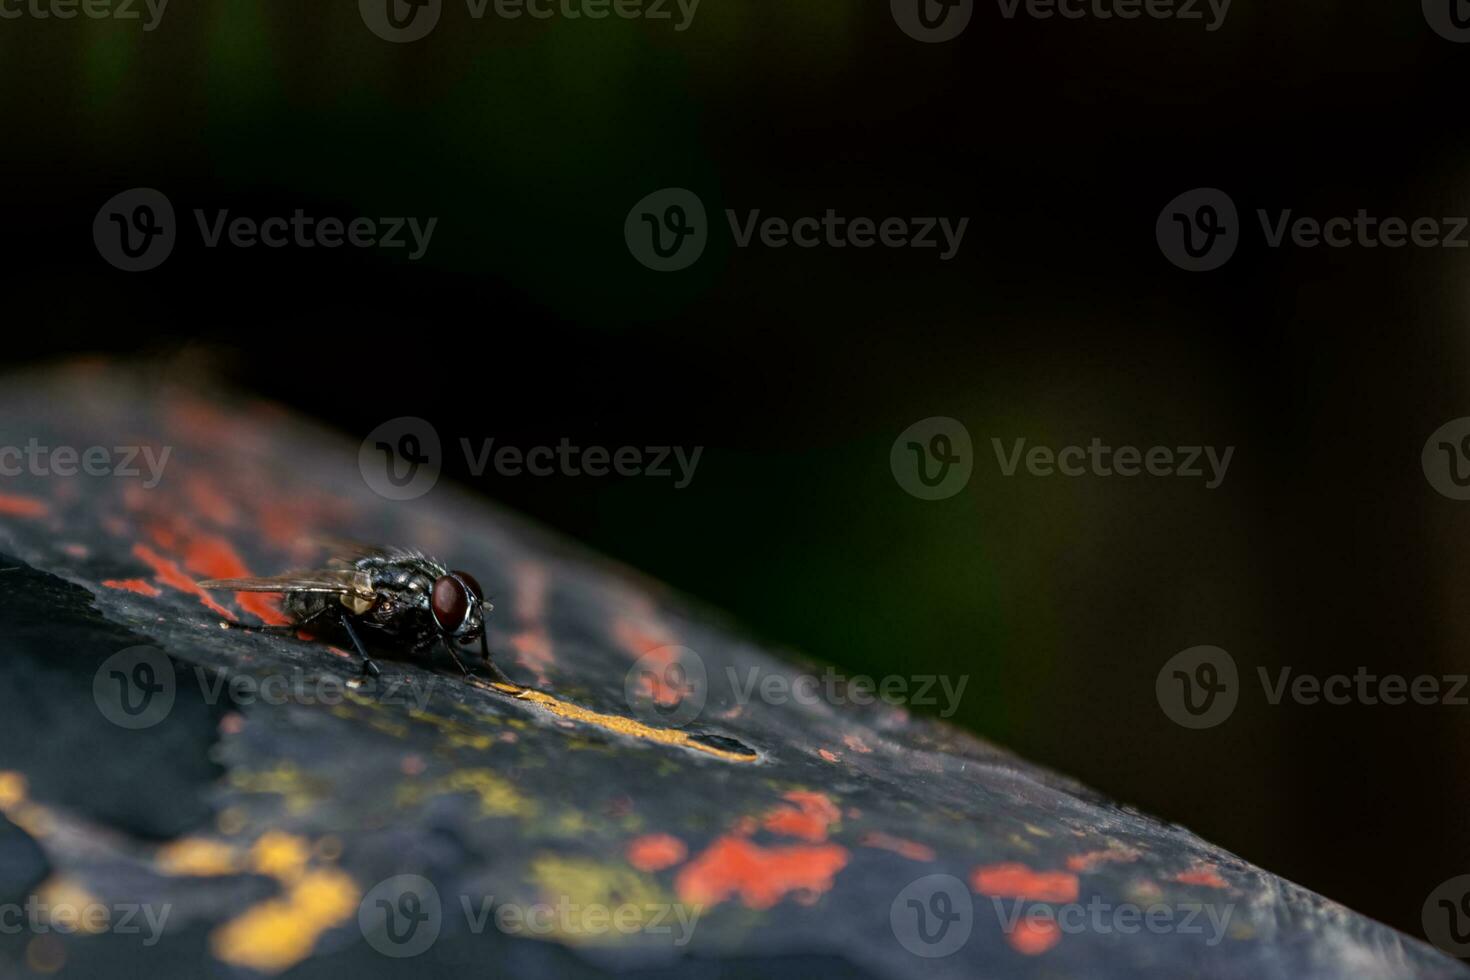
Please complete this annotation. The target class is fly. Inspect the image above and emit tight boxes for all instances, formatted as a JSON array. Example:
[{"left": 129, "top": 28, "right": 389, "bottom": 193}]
[{"left": 198, "top": 544, "right": 509, "bottom": 684}]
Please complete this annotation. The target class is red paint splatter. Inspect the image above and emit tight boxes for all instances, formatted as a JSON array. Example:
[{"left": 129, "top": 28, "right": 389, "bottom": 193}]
[
  {"left": 1066, "top": 845, "right": 1141, "bottom": 873},
  {"left": 147, "top": 525, "right": 179, "bottom": 550},
  {"left": 860, "top": 832, "right": 936, "bottom": 862},
  {"left": 763, "top": 791, "right": 841, "bottom": 842},
  {"left": 971, "top": 863, "right": 1079, "bottom": 904},
  {"left": 610, "top": 599, "right": 692, "bottom": 708},
  {"left": 0, "top": 494, "right": 47, "bottom": 519},
  {"left": 183, "top": 474, "right": 238, "bottom": 527},
  {"left": 508, "top": 632, "right": 553, "bottom": 681},
  {"left": 132, "top": 543, "right": 235, "bottom": 620},
  {"left": 626, "top": 834, "right": 688, "bottom": 873},
  {"left": 102, "top": 578, "right": 162, "bottom": 597},
  {"left": 675, "top": 836, "right": 848, "bottom": 910},
  {"left": 515, "top": 560, "right": 549, "bottom": 621},
  {"left": 173, "top": 528, "right": 288, "bottom": 625},
  {"left": 504, "top": 562, "right": 554, "bottom": 684},
  {"left": 1174, "top": 866, "right": 1229, "bottom": 889},
  {"left": 1008, "top": 918, "right": 1062, "bottom": 955}
]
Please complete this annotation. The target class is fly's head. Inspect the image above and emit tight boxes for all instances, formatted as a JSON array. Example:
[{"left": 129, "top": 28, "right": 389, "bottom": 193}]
[{"left": 430, "top": 569, "right": 492, "bottom": 641}]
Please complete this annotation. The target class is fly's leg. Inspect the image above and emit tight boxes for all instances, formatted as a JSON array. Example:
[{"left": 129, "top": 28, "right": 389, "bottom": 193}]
[
  {"left": 439, "top": 636, "right": 471, "bottom": 677},
  {"left": 479, "top": 632, "right": 513, "bottom": 686},
  {"left": 339, "top": 613, "right": 382, "bottom": 679}
]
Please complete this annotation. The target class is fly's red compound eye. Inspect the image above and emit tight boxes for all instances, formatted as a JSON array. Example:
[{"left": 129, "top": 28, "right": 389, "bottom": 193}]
[
  {"left": 453, "top": 570, "right": 484, "bottom": 603},
  {"left": 431, "top": 575, "right": 470, "bottom": 632}
]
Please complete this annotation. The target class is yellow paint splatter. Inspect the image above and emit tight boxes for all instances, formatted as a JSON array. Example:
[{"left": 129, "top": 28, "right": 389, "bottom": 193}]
[
  {"left": 404, "top": 707, "right": 497, "bottom": 751},
  {"left": 229, "top": 764, "right": 326, "bottom": 814},
  {"left": 157, "top": 838, "right": 239, "bottom": 877},
  {"left": 526, "top": 855, "right": 675, "bottom": 945},
  {"left": 211, "top": 869, "right": 359, "bottom": 974},
  {"left": 250, "top": 832, "right": 312, "bottom": 883},
  {"left": 396, "top": 768, "right": 534, "bottom": 819},
  {"left": 0, "top": 770, "right": 27, "bottom": 809},
  {"left": 35, "top": 879, "right": 107, "bottom": 934},
  {"left": 474, "top": 681, "right": 757, "bottom": 763}
]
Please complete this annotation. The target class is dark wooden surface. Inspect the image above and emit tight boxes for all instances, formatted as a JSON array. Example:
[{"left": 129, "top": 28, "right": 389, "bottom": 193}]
[{"left": 0, "top": 363, "right": 1463, "bottom": 979}]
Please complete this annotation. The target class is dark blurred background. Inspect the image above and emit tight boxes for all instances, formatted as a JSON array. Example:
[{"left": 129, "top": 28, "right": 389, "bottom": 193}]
[{"left": 4, "top": 0, "right": 1470, "bottom": 944}]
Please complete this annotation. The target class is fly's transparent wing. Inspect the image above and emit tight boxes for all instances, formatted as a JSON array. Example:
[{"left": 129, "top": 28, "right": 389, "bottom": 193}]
[{"left": 197, "top": 568, "right": 375, "bottom": 601}]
